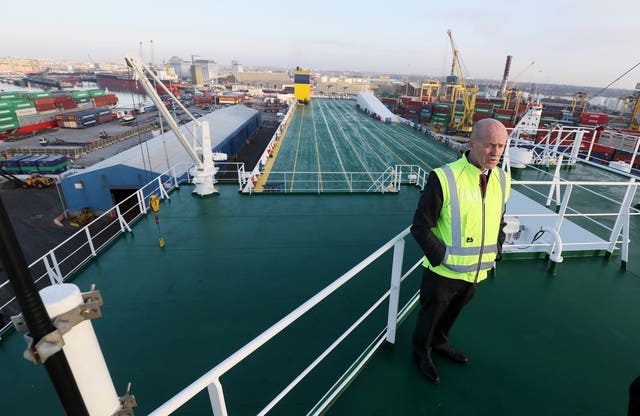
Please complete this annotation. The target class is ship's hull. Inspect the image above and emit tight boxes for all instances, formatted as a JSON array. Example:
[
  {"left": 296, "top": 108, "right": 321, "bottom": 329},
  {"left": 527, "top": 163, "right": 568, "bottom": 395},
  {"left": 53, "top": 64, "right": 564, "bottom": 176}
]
[{"left": 96, "top": 72, "right": 181, "bottom": 97}]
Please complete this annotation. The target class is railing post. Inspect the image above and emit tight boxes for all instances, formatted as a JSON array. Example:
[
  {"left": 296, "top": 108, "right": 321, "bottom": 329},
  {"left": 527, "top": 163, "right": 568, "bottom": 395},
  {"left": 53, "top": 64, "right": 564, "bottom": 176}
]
[
  {"left": 546, "top": 155, "right": 563, "bottom": 207},
  {"left": 115, "top": 205, "right": 132, "bottom": 233},
  {"left": 43, "top": 251, "right": 63, "bottom": 285},
  {"left": 137, "top": 190, "right": 147, "bottom": 215},
  {"left": 172, "top": 166, "right": 179, "bottom": 189},
  {"left": 85, "top": 227, "right": 96, "bottom": 256},
  {"left": 207, "top": 379, "right": 228, "bottom": 416},
  {"left": 385, "top": 238, "right": 405, "bottom": 344},
  {"left": 158, "top": 177, "right": 170, "bottom": 200},
  {"left": 607, "top": 178, "right": 637, "bottom": 263},
  {"left": 554, "top": 183, "right": 573, "bottom": 232}
]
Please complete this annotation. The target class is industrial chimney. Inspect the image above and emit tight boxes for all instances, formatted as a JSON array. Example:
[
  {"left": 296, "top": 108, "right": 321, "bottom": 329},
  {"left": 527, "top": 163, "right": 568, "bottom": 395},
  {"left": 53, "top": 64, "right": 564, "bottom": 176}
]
[{"left": 499, "top": 55, "right": 512, "bottom": 98}]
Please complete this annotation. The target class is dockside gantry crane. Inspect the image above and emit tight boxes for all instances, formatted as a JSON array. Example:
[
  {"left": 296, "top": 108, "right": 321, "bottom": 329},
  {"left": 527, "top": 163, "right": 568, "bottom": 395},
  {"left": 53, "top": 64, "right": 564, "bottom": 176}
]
[{"left": 445, "top": 29, "right": 477, "bottom": 135}]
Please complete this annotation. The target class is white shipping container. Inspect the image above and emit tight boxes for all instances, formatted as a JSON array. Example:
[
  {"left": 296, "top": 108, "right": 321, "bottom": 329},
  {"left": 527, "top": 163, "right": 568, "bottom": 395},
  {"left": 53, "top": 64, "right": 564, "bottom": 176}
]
[{"left": 14, "top": 107, "right": 38, "bottom": 117}]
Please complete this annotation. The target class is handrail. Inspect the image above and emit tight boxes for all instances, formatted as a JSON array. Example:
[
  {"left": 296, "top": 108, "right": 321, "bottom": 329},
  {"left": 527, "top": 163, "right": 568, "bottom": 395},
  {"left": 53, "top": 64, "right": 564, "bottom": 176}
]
[
  {"left": 149, "top": 175, "right": 638, "bottom": 415},
  {"left": 0, "top": 163, "right": 193, "bottom": 338},
  {"left": 149, "top": 226, "right": 413, "bottom": 416}
]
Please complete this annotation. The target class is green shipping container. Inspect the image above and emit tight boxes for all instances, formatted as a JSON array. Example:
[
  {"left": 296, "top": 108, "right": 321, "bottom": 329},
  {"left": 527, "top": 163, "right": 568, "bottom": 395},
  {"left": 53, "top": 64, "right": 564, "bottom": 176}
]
[
  {"left": 27, "top": 91, "right": 53, "bottom": 99},
  {"left": 12, "top": 101, "right": 35, "bottom": 109},
  {"left": 0, "top": 115, "right": 18, "bottom": 123},
  {"left": 0, "top": 121, "right": 19, "bottom": 132},
  {"left": 70, "top": 91, "right": 90, "bottom": 99},
  {"left": 474, "top": 107, "right": 492, "bottom": 114},
  {"left": 0, "top": 100, "right": 14, "bottom": 109},
  {"left": 493, "top": 114, "right": 513, "bottom": 120},
  {"left": 88, "top": 90, "right": 105, "bottom": 97},
  {"left": 0, "top": 92, "right": 19, "bottom": 100},
  {"left": 0, "top": 108, "right": 15, "bottom": 117},
  {"left": 434, "top": 103, "right": 453, "bottom": 109}
]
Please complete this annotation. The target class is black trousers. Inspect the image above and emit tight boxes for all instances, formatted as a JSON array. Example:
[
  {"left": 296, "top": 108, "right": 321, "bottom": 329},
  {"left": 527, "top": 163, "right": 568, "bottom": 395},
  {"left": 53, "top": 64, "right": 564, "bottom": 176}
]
[
  {"left": 630, "top": 376, "right": 640, "bottom": 416},
  {"left": 412, "top": 267, "right": 477, "bottom": 360}
]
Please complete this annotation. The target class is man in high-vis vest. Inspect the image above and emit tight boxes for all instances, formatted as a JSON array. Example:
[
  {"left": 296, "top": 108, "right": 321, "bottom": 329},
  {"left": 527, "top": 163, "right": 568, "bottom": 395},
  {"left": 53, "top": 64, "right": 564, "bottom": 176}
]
[{"left": 411, "top": 118, "right": 510, "bottom": 384}]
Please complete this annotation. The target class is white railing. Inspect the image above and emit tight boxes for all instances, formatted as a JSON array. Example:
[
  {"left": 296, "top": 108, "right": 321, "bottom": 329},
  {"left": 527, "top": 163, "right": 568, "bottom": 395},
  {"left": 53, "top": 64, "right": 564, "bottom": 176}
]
[
  {"left": 147, "top": 176, "right": 639, "bottom": 416},
  {"left": 243, "top": 101, "right": 296, "bottom": 193},
  {"left": 509, "top": 176, "right": 639, "bottom": 264},
  {"left": 248, "top": 165, "right": 428, "bottom": 194},
  {"left": 148, "top": 227, "right": 422, "bottom": 416},
  {"left": 0, "top": 163, "right": 193, "bottom": 338},
  {"left": 251, "top": 170, "right": 398, "bottom": 193}
]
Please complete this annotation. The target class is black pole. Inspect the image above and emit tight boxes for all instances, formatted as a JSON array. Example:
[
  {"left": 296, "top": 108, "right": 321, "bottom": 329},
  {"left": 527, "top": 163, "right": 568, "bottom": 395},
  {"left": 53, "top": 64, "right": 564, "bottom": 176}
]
[{"left": 0, "top": 194, "right": 89, "bottom": 415}]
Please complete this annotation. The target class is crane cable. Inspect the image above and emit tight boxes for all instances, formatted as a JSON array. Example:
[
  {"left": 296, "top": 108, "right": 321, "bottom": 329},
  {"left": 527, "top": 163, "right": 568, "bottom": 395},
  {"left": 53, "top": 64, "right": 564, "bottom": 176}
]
[{"left": 587, "top": 61, "right": 640, "bottom": 104}]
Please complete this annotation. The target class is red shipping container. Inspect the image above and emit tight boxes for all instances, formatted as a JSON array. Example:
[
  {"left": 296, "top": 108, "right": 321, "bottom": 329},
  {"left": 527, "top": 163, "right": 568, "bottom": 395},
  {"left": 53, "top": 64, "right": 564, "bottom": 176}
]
[
  {"left": 35, "top": 103, "right": 57, "bottom": 111},
  {"left": 104, "top": 94, "right": 118, "bottom": 105},
  {"left": 34, "top": 97, "right": 55, "bottom": 106},
  {"left": 472, "top": 113, "right": 492, "bottom": 122},
  {"left": 60, "top": 101, "right": 77, "bottom": 110},
  {"left": 494, "top": 108, "right": 515, "bottom": 115}
]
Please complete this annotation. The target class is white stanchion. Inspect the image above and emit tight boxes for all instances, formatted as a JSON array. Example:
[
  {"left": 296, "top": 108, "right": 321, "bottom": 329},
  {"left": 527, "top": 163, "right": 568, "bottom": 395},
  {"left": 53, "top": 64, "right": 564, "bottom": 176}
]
[{"left": 40, "top": 284, "right": 120, "bottom": 416}]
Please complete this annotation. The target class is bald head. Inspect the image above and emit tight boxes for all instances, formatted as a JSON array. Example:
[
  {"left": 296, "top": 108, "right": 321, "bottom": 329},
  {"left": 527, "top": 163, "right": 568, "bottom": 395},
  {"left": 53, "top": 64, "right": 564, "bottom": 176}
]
[
  {"left": 470, "top": 118, "right": 508, "bottom": 143},
  {"left": 468, "top": 118, "right": 508, "bottom": 170}
]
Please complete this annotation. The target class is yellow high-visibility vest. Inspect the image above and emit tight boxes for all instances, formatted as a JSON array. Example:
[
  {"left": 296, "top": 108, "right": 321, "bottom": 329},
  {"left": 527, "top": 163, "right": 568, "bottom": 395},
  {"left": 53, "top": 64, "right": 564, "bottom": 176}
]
[{"left": 423, "top": 155, "right": 511, "bottom": 283}]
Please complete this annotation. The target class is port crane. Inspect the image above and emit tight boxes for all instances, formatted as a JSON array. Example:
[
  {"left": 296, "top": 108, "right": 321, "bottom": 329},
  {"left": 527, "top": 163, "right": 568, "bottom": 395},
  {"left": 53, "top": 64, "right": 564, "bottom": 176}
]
[
  {"left": 445, "top": 29, "right": 477, "bottom": 135},
  {"left": 629, "top": 85, "right": 640, "bottom": 131},
  {"left": 125, "top": 55, "right": 220, "bottom": 196}
]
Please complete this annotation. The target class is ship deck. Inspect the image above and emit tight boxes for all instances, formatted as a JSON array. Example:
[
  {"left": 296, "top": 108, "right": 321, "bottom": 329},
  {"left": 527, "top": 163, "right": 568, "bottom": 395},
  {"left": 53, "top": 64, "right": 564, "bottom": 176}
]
[{"left": 1, "top": 99, "right": 639, "bottom": 415}]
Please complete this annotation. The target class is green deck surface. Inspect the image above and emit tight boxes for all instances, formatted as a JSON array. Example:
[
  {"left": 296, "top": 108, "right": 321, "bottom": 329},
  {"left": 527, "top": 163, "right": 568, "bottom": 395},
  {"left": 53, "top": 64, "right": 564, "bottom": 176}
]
[
  {"left": 265, "top": 99, "right": 458, "bottom": 192},
  {"left": 1, "top": 100, "right": 639, "bottom": 415}
]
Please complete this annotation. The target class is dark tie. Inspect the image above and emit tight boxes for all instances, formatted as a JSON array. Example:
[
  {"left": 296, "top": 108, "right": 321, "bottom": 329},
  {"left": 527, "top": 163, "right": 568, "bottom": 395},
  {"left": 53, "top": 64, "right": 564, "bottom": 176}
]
[{"left": 479, "top": 174, "right": 487, "bottom": 198}]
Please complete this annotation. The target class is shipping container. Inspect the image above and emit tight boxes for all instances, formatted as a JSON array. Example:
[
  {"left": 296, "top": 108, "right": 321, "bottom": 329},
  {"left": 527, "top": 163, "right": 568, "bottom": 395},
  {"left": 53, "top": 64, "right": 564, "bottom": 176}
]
[
  {"left": 474, "top": 107, "right": 493, "bottom": 114},
  {"left": 70, "top": 91, "right": 90, "bottom": 99},
  {"left": 494, "top": 108, "right": 515, "bottom": 115},
  {"left": 13, "top": 101, "right": 35, "bottom": 109},
  {"left": 0, "top": 92, "right": 20, "bottom": 100},
  {"left": 473, "top": 113, "right": 492, "bottom": 122},
  {"left": 0, "top": 108, "right": 15, "bottom": 117},
  {"left": 0, "top": 155, "right": 31, "bottom": 172},
  {"left": 88, "top": 89, "right": 105, "bottom": 97},
  {"left": 26, "top": 91, "right": 53, "bottom": 99},
  {"left": 0, "top": 121, "right": 19, "bottom": 132},
  {"left": 36, "top": 155, "right": 70, "bottom": 174},
  {"left": 18, "top": 155, "right": 48, "bottom": 173},
  {"left": 0, "top": 115, "right": 17, "bottom": 123}
]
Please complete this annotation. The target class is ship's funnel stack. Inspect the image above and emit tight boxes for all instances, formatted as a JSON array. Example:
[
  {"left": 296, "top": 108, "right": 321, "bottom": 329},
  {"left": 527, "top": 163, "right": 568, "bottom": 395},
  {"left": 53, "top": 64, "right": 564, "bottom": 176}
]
[
  {"left": 499, "top": 55, "right": 512, "bottom": 98},
  {"left": 294, "top": 67, "right": 311, "bottom": 104}
]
